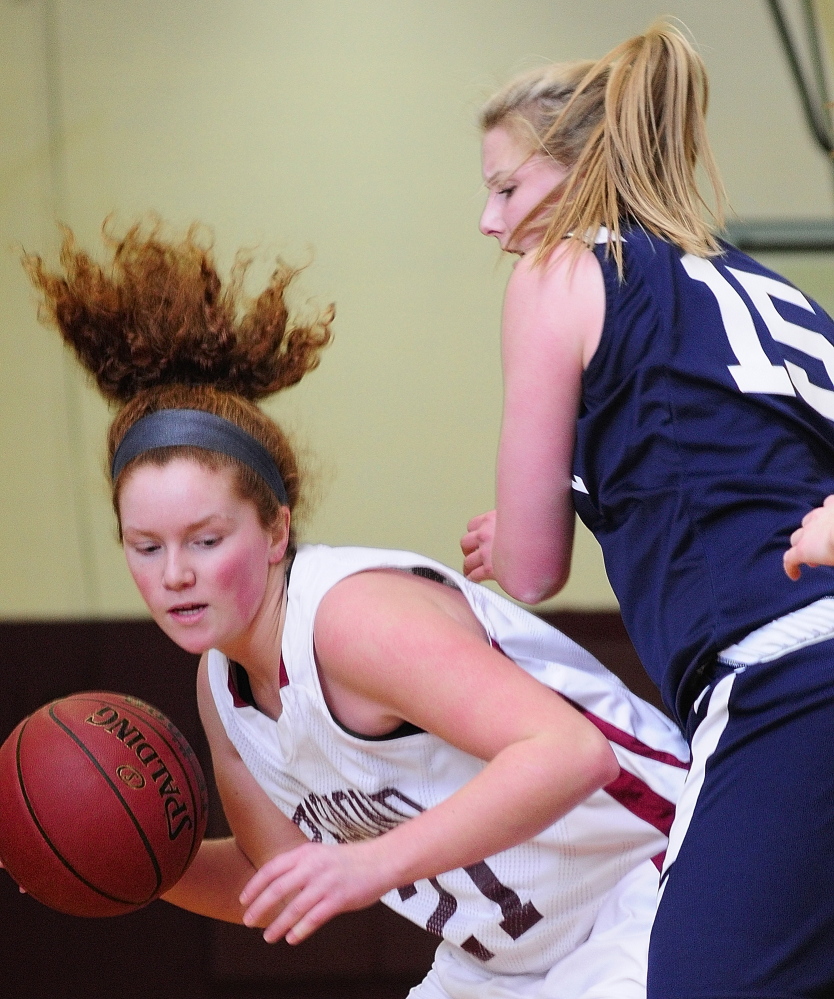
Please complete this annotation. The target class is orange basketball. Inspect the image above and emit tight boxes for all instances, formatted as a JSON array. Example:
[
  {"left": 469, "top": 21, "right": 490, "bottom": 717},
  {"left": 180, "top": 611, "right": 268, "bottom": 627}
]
[{"left": 0, "top": 691, "right": 208, "bottom": 917}]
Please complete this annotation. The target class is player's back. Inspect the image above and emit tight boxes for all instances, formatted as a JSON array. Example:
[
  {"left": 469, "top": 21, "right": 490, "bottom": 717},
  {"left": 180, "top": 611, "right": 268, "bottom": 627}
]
[{"left": 575, "top": 229, "right": 834, "bottom": 721}]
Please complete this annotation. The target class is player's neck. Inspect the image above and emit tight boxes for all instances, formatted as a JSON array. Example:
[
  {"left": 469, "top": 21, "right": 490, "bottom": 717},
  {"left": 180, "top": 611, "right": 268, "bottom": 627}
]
[{"left": 219, "top": 562, "right": 288, "bottom": 720}]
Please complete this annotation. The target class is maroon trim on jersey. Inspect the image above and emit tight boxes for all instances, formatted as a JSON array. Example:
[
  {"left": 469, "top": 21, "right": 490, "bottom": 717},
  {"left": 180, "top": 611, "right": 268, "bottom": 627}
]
[
  {"left": 570, "top": 702, "right": 685, "bottom": 872},
  {"left": 571, "top": 705, "right": 689, "bottom": 771},
  {"left": 489, "top": 637, "right": 686, "bottom": 769},
  {"left": 602, "top": 766, "right": 676, "bottom": 837},
  {"left": 488, "top": 637, "right": 683, "bottom": 871},
  {"left": 227, "top": 663, "right": 250, "bottom": 708},
  {"left": 227, "top": 656, "right": 289, "bottom": 709},
  {"left": 567, "top": 701, "right": 684, "bottom": 867}
]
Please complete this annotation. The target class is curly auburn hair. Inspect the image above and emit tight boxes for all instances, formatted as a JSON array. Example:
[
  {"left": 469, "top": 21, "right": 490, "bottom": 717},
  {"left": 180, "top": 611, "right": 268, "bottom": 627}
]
[{"left": 24, "top": 219, "right": 334, "bottom": 549}]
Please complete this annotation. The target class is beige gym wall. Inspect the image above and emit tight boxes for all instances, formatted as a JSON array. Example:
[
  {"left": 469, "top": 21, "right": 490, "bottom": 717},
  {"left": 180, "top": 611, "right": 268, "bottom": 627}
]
[{"left": 1, "top": 0, "right": 832, "bottom": 618}]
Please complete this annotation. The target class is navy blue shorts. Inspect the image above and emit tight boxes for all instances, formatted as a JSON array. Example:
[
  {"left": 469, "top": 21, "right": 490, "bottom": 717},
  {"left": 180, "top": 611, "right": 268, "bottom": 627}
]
[{"left": 648, "top": 625, "right": 834, "bottom": 998}]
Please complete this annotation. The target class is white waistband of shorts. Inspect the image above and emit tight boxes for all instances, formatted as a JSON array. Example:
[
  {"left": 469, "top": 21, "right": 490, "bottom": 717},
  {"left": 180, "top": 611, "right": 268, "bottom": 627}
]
[{"left": 718, "top": 596, "right": 834, "bottom": 666}]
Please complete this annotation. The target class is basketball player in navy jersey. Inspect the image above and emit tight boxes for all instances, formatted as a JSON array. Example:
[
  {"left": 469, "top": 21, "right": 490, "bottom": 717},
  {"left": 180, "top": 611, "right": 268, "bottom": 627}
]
[{"left": 461, "top": 22, "right": 834, "bottom": 999}]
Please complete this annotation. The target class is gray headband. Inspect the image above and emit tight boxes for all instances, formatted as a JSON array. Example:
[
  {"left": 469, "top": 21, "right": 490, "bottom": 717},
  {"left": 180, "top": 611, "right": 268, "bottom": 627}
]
[{"left": 111, "top": 409, "right": 289, "bottom": 506}]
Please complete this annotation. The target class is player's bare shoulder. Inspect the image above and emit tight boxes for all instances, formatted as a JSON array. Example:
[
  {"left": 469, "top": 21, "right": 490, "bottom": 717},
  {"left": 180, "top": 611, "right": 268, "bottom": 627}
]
[{"left": 316, "top": 567, "right": 489, "bottom": 651}]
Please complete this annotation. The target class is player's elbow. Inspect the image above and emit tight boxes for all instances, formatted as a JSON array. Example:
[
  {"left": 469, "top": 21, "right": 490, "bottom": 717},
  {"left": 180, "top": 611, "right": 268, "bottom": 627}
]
[
  {"left": 508, "top": 577, "right": 567, "bottom": 606},
  {"left": 568, "top": 726, "right": 620, "bottom": 801},
  {"left": 590, "top": 734, "right": 621, "bottom": 790},
  {"left": 496, "top": 561, "right": 570, "bottom": 606}
]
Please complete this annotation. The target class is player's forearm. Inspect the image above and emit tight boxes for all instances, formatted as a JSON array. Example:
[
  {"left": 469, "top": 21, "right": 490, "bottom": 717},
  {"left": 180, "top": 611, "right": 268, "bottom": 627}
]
[
  {"left": 491, "top": 533, "right": 570, "bottom": 603},
  {"left": 369, "top": 726, "right": 618, "bottom": 890},
  {"left": 492, "top": 463, "right": 575, "bottom": 604},
  {"left": 161, "top": 836, "right": 258, "bottom": 923}
]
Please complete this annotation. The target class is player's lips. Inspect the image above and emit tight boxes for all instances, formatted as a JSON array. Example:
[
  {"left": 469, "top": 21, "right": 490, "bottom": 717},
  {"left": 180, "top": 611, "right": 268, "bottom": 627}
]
[{"left": 167, "top": 603, "right": 208, "bottom": 622}]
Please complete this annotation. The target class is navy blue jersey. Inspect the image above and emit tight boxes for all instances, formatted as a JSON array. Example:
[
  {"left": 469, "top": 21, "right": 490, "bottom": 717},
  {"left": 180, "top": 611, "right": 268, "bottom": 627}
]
[{"left": 573, "top": 228, "right": 834, "bottom": 724}]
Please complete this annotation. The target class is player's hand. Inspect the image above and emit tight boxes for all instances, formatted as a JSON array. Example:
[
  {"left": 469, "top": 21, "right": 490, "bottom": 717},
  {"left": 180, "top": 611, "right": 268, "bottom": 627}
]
[
  {"left": 461, "top": 510, "right": 497, "bottom": 582},
  {"left": 784, "top": 495, "right": 834, "bottom": 580},
  {"left": 240, "top": 840, "right": 391, "bottom": 944}
]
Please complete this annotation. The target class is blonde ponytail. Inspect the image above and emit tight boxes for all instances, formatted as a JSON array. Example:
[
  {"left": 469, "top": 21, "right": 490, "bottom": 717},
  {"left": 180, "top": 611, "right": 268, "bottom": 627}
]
[{"left": 482, "top": 23, "right": 727, "bottom": 273}]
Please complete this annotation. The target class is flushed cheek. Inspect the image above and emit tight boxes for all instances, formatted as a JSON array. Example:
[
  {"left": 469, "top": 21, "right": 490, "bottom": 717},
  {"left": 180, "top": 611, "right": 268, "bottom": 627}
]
[{"left": 215, "top": 549, "right": 268, "bottom": 622}]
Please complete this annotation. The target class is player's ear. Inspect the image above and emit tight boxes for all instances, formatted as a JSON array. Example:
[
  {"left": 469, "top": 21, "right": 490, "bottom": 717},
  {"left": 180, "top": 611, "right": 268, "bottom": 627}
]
[{"left": 268, "top": 505, "right": 291, "bottom": 564}]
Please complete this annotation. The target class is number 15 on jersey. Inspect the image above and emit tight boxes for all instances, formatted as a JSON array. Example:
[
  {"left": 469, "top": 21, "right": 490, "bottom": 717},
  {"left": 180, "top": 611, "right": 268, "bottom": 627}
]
[{"left": 682, "top": 254, "right": 834, "bottom": 420}]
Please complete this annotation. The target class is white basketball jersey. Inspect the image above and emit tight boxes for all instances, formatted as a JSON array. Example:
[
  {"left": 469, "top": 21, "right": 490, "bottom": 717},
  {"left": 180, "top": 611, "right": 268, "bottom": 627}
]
[{"left": 208, "top": 544, "right": 688, "bottom": 976}]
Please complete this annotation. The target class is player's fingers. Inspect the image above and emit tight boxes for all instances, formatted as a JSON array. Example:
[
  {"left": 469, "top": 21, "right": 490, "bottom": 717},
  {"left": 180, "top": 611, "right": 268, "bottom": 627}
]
[
  {"left": 466, "top": 510, "right": 495, "bottom": 534},
  {"left": 466, "top": 512, "right": 488, "bottom": 532},
  {"left": 460, "top": 531, "right": 478, "bottom": 557},
  {"left": 284, "top": 896, "right": 340, "bottom": 944},
  {"left": 461, "top": 547, "right": 482, "bottom": 574},
  {"left": 463, "top": 559, "right": 490, "bottom": 582},
  {"left": 241, "top": 864, "right": 306, "bottom": 925},
  {"left": 783, "top": 549, "right": 801, "bottom": 581},
  {"left": 242, "top": 874, "right": 298, "bottom": 927},
  {"left": 240, "top": 849, "right": 298, "bottom": 906},
  {"left": 261, "top": 883, "right": 330, "bottom": 944},
  {"left": 801, "top": 508, "right": 823, "bottom": 527}
]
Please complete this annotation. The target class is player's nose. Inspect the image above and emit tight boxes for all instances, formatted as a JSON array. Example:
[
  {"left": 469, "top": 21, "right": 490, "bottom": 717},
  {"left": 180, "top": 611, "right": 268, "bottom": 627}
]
[
  {"left": 162, "top": 550, "right": 196, "bottom": 590},
  {"left": 480, "top": 195, "right": 503, "bottom": 238}
]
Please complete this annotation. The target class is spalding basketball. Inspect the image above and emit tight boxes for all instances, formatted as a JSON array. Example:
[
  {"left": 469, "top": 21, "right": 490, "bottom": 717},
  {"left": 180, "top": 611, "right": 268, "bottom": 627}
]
[{"left": 0, "top": 691, "right": 208, "bottom": 917}]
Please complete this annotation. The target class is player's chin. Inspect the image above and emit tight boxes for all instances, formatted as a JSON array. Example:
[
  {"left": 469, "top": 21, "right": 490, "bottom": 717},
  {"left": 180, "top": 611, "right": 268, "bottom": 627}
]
[{"left": 156, "top": 613, "right": 215, "bottom": 655}]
